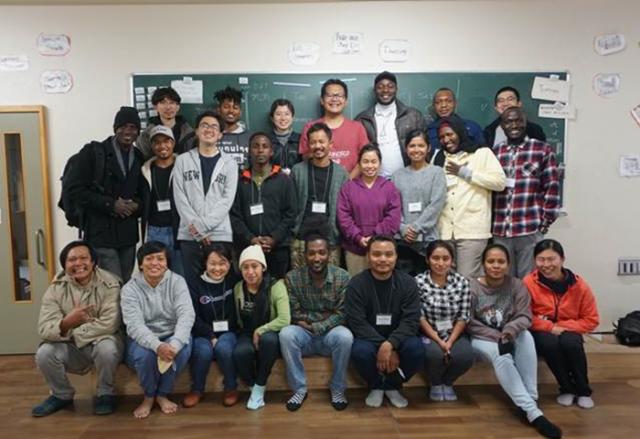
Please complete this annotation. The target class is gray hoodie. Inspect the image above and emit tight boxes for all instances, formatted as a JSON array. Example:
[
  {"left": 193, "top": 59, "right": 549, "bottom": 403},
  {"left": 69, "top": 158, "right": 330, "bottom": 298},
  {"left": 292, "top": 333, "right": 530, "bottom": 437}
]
[
  {"left": 121, "top": 270, "right": 195, "bottom": 353},
  {"left": 172, "top": 148, "right": 238, "bottom": 242}
]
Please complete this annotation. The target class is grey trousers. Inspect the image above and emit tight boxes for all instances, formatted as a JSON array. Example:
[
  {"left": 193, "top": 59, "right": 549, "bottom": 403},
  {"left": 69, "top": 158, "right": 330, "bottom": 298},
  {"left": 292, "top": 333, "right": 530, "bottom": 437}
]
[
  {"left": 95, "top": 246, "right": 136, "bottom": 283},
  {"left": 424, "top": 336, "right": 474, "bottom": 386},
  {"left": 35, "top": 338, "right": 124, "bottom": 400},
  {"left": 447, "top": 238, "right": 488, "bottom": 278},
  {"left": 493, "top": 232, "right": 543, "bottom": 279}
]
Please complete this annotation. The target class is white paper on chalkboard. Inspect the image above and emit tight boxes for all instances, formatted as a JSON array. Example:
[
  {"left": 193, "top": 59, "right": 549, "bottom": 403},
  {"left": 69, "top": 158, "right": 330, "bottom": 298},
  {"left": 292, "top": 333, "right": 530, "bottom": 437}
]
[
  {"left": 333, "top": 32, "right": 363, "bottom": 55},
  {"left": 0, "top": 55, "right": 29, "bottom": 71},
  {"left": 171, "top": 78, "right": 203, "bottom": 104},
  {"left": 538, "top": 102, "right": 576, "bottom": 120},
  {"left": 593, "top": 73, "right": 620, "bottom": 97},
  {"left": 136, "top": 103, "right": 146, "bottom": 110},
  {"left": 288, "top": 43, "right": 320, "bottom": 66},
  {"left": 594, "top": 33, "right": 625, "bottom": 56},
  {"left": 531, "top": 76, "right": 570, "bottom": 103},
  {"left": 379, "top": 39, "right": 409, "bottom": 63},
  {"left": 37, "top": 33, "right": 71, "bottom": 56},
  {"left": 41, "top": 70, "right": 73, "bottom": 93}
]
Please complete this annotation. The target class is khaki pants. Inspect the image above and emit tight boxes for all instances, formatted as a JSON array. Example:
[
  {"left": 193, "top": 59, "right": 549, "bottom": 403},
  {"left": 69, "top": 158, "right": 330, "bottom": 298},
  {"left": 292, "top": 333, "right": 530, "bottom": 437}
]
[
  {"left": 345, "top": 251, "right": 368, "bottom": 277},
  {"left": 290, "top": 239, "right": 341, "bottom": 270}
]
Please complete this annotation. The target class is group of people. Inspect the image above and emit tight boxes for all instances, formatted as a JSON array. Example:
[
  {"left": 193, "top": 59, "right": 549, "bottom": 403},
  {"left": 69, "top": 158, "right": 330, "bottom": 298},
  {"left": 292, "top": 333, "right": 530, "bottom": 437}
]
[{"left": 31, "top": 71, "right": 599, "bottom": 439}]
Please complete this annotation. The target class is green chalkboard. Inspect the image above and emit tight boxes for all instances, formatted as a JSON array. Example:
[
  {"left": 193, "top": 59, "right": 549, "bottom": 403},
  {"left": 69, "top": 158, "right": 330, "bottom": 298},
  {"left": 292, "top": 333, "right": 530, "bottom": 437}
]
[{"left": 131, "top": 71, "right": 566, "bottom": 162}]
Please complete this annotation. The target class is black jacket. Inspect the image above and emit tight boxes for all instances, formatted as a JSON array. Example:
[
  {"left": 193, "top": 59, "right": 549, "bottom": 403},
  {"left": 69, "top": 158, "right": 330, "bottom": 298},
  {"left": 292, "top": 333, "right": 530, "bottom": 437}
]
[
  {"left": 345, "top": 269, "right": 420, "bottom": 349},
  {"left": 269, "top": 130, "right": 302, "bottom": 171},
  {"left": 355, "top": 99, "right": 426, "bottom": 167},
  {"left": 230, "top": 165, "right": 297, "bottom": 249},
  {"left": 138, "top": 156, "right": 180, "bottom": 244},
  {"left": 73, "top": 136, "right": 143, "bottom": 248},
  {"left": 484, "top": 117, "right": 546, "bottom": 148},
  {"left": 188, "top": 273, "right": 239, "bottom": 339}
]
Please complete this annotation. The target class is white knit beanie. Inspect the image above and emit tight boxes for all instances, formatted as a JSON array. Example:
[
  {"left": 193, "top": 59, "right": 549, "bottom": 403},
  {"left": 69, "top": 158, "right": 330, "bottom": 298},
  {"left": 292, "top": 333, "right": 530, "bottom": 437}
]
[{"left": 238, "top": 244, "right": 267, "bottom": 269}]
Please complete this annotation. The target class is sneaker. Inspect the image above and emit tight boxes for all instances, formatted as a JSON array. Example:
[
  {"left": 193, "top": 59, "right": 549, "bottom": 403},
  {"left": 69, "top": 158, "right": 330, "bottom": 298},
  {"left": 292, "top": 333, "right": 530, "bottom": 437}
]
[
  {"left": 247, "top": 384, "right": 266, "bottom": 410},
  {"left": 531, "top": 415, "right": 563, "bottom": 439},
  {"left": 429, "top": 385, "right": 445, "bottom": 402},
  {"left": 183, "top": 391, "right": 202, "bottom": 408},
  {"left": 94, "top": 394, "right": 117, "bottom": 415},
  {"left": 442, "top": 385, "right": 458, "bottom": 401},
  {"left": 285, "top": 391, "right": 308, "bottom": 412},
  {"left": 330, "top": 390, "right": 348, "bottom": 411},
  {"left": 576, "top": 396, "right": 595, "bottom": 409},
  {"left": 556, "top": 393, "right": 575, "bottom": 407},
  {"left": 31, "top": 395, "right": 73, "bottom": 417},
  {"left": 365, "top": 389, "right": 384, "bottom": 408},
  {"left": 384, "top": 390, "right": 408, "bottom": 408},
  {"left": 222, "top": 390, "right": 239, "bottom": 407}
]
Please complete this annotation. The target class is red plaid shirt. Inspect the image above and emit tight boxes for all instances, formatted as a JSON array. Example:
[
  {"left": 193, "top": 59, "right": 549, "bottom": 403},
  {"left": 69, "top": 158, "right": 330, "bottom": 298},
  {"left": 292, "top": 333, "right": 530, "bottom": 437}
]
[{"left": 492, "top": 138, "right": 560, "bottom": 237}]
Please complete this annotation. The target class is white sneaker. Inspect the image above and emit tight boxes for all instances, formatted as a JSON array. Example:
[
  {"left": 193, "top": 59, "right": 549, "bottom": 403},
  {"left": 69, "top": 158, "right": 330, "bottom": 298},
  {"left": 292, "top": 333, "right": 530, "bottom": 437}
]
[
  {"left": 247, "top": 385, "right": 266, "bottom": 410},
  {"left": 429, "top": 385, "right": 445, "bottom": 402},
  {"left": 577, "top": 396, "right": 595, "bottom": 409},
  {"left": 365, "top": 389, "right": 384, "bottom": 408},
  {"left": 442, "top": 385, "right": 458, "bottom": 401},
  {"left": 384, "top": 390, "right": 408, "bottom": 408},
  {"left": 556, "top": 393, "right": 575, "bottom": 407}
]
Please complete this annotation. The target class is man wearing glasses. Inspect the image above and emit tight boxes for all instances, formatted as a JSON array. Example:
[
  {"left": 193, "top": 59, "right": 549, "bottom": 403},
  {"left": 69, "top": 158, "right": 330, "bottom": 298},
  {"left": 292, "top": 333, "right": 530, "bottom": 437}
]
[
  {"left": 172, "top": 111, "right": 238, "bottom": 287},
  {"left": 298, "top": 79, "right": 369, "bottom": 178}
]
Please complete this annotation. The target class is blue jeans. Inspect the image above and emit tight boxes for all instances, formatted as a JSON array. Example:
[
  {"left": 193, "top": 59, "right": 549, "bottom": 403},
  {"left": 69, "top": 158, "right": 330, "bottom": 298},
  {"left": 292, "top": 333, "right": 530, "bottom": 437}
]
[
  {"left": 350, "top": 336, "right": 424, "bottom": 390},
  {"left": 147, "top": 225, "right": 184, "bottom": 277},
  {"left": 190, "top": 333, "right": 238, "bottom": 392},
  {"left": 279, "top": 325, "right": 353, "bottom": 393},
  {"left": 125, "top": 335, "right": 192, "bottom": 398}
]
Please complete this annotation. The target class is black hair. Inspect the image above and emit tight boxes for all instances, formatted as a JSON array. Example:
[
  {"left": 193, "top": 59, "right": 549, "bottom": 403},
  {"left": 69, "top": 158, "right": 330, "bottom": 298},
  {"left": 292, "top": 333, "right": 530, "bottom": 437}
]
[
  {"left": 433, "top": 87, "right": 456, "bottom": 103},
  {"left": 269, "top": 98, "right": 295, "bottom": 118},
  {"left": 321, "top": 79, "right": 348, "bottom": 99},
  {"left": 494, "top": 86, "right": 521, "bottom": 104},
  {"left": 425, "top": 240, "right": 455, "bottom": 261},
  {"left": 482, "top": 243, "right": 511, "bottom": 264},
  {"left": 307, "top": 122, "right": 332, "bottom": 141},
  {"left": 298, "top": 215, "right": 331, "bottom": 245},
  {"left": 249, "top": 131, "right": 273, "bottom": 146},
  {"left": 202, "top": 243, "right": 233, "bottom": 273},
  {"left": 358, "top": 144, "right": 382, "bottom": 163},
  {"left": 59, "top": 240, "right": 98, "bottom": 269},
  {"left": 151, "top": 87, "right": 181, "bottom": 105},
  {"left": 303, "top": 231, "right": 329, "bottom": 253},
  {"left": 136, "top": 241, "right": 171, "bottom": 268},
  {"left": 195, "top": 110, "right": 225, "bottom": 132},
  {"left": 366, "top": 235, "right": 397, "bottom": 253},
  {"left": 404, "top": 129, "right": 430, "bottom": 149},
  {"left": 533, "top": 239, "right": 565, "bottom": 259},
  {"left": 214, "top": 86, "right": 243, "bottom": 106}
]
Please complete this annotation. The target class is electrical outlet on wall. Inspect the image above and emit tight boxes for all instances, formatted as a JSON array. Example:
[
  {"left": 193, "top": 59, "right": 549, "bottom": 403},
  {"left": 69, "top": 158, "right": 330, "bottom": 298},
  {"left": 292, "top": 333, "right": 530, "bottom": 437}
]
[{"left": 618, "top": 258, "right": 640, "bottom": 276}]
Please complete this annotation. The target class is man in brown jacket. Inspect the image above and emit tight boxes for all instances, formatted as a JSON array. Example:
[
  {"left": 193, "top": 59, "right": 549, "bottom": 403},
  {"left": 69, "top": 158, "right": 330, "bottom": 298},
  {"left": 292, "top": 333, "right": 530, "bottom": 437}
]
[{"left": 32, "top": 241, "right": 123, "bottom": 417}]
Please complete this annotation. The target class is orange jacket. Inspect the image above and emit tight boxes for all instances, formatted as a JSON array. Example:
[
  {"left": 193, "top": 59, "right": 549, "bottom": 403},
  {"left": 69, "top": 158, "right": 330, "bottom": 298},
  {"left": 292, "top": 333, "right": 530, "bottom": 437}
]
[{"left": 523, "top": 270, "right": 599, "bottom": 334}]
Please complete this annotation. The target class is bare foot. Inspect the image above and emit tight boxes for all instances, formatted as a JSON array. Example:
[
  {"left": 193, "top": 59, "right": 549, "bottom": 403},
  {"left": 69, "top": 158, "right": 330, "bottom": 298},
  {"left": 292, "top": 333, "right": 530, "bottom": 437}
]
[
  {"left": 156, "top": 396, "right": 178, "bottom": 414},
  {"left": 133, "top": 397, "right": 154, "bottom": 419}
]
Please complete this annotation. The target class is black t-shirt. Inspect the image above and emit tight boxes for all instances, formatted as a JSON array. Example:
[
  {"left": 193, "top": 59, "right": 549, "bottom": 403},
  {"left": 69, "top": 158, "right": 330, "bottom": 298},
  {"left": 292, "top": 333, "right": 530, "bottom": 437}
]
[
  {"left": 148, "top": 164, "right": 174, "bottom": 227},
  {"left": 240, "top": 289, "right": 258, "bottom": 334},
  {"left": 200, "top": 153, "right": 221, "bottom": 196}
]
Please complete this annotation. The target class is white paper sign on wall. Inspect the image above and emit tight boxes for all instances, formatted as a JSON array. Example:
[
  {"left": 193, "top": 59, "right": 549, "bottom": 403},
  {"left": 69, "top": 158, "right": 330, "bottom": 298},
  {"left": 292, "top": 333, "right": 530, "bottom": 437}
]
[
  {"left": 37, "top": 33, "right": 71, "bottom": 56},
  {"left": 41, "top": 70, "right": 73, "bottom": 93},
  {"left": 531, "top": 76, "right": 570, "bottom": 103},
  {"left": 379, "top": 39, "right": 409, "bottom": 63},
  {"left": 593, "top": 73, "right": 621, "bottom": 97},
  {"left": 538, "top": 102, "right": 576, "bottom": 120},
  {"left": 594, "top": 33, "right": 626, "bottom": 56},
  {"left": 333, "top": 32, "right": 363, "bottom": 55},
  {"left": 0, "top": 55, "right": 29, "bottom": 71},
  {"left": 288, "top": 43, "right": 320, "bottom": 66}
]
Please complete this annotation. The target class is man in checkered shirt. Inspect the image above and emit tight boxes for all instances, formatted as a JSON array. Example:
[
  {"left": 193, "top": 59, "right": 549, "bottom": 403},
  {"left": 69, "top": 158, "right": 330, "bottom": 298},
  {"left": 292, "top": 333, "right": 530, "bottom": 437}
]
[{"left": 492, "top": 107, "right": 560, "bottom": 278}]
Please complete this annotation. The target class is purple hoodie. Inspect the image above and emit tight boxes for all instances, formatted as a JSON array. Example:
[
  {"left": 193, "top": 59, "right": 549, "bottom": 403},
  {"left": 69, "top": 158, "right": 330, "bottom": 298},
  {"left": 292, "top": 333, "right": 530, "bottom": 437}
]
[{"left": 337, "top": 176, "right": 402, "bottom": 255}]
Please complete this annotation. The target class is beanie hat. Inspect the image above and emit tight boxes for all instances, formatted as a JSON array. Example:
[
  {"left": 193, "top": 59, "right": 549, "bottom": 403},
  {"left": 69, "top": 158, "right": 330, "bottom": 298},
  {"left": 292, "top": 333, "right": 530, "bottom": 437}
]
[
  {"left": 113, "top": 106, "right": 141, "bottom": 132},
  {"left": 149, "top": 125, "right": 175, "bottom": 142},
  {"left": 374, "top": 71, "right": 397, "bottom": 86},
  {"left": 239, "top": 244, "right": 267, "bottom": 269}
]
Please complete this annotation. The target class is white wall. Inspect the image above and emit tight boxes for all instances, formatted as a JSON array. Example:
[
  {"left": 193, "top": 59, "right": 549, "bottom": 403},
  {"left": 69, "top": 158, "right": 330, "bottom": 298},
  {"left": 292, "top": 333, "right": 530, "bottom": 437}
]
[{"left": 1, "top": 1, "right": 638, "bottom": 329}]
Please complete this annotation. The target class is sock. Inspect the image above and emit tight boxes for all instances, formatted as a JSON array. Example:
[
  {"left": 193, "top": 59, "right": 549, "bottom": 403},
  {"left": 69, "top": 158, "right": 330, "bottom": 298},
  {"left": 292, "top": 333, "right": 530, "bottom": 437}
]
[
  {"left": 384, "top": 390, "right": 408, "bottom": 408},
  {"left": 285, "top": 391, "right": 307, "bottom": 412},
  {"left": 531, "top": 415, "right": 563, "bottom": 439},
  {"left": 247, "top": 384, "right": 266, "bottom": 410},
  {"left": 331, "top": 390, "right": 348, "bottom": 411},
  {"left": 365, "top": 389, "right": 384, "bottom": 408}
]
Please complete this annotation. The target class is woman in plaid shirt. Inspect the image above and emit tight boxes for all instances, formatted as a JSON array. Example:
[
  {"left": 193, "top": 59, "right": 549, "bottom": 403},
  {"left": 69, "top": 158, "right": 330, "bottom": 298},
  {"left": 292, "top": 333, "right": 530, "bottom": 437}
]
[{"left": 414, "top": 240, "right": 473, "bottom": 402}]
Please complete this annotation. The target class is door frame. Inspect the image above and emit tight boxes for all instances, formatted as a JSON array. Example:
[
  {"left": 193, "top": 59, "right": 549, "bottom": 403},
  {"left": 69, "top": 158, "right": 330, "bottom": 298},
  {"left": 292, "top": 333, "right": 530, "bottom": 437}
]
[{"left": 0, "top": 106, "right": 55, "bottom": 282}]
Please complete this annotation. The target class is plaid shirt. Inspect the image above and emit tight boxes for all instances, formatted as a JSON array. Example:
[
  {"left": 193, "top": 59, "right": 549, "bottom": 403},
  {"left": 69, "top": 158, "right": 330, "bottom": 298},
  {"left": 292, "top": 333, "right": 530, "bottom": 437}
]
[
  {"left": 492, "top": 138, "right": 560, "bottom": 237},
  {"left": 414, "top": 271, "right": 471, "bottom": 340},
  {"left": 284, "top": 265, "right": 351, "bottom": 335}
]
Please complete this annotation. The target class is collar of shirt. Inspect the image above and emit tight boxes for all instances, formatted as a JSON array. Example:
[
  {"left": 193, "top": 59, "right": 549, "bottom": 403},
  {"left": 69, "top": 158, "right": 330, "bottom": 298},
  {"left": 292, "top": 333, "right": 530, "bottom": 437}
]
[
  {"left": 505, "top": 136, "right": 530, "bottom": 151},
  {"left": 375, "top": 102, "right": 397, "bottom": 118}
]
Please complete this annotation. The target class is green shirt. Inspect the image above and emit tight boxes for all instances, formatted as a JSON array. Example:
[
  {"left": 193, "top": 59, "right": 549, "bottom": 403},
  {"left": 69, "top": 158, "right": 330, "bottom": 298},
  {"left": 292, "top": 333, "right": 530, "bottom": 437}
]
[{"left": 233, "top": 279, "right": 290, "bottom": 335}]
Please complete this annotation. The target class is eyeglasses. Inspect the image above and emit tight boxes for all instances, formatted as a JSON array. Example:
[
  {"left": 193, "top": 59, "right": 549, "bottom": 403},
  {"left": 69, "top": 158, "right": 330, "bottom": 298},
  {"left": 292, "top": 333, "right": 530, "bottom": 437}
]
[
  {"left": 199, "top": 123, "right": 220, "bottom": 131},
  {"left": 323, "top": 93, "right": 346, "bottom": 100}
]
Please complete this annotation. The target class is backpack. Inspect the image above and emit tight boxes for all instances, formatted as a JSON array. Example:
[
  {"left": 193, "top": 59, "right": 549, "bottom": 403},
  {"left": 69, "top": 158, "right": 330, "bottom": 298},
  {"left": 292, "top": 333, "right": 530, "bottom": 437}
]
[
  {"left": 613, "top": 310, "right": 640, "bottom": 346},
  {"left": 57, "top": 141, "right": 106, "bottom": 233}
]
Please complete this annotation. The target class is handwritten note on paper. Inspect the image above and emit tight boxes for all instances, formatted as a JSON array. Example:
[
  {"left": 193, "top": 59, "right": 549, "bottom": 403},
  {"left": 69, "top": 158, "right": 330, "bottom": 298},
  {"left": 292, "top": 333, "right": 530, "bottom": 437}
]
[
  {"left": 40, "top": 70, "right": 73, "bottom": 93},
  {"left": 379, "top": 39, "right": 409, "bottom": 63},
  {"left": 593, "top": 73, "right": 621, "bottom": 97},
  {"left": 631, "top": 105, "right": 640, "bottom": 127},
  {"left": 619, "top": 155, "right": 640, "bottom": 178},
  {"left": 170, "top": 78, "right": 203, "bottom": 104},
  {"left": 37, "top": 34, "right": 71, "bottom": 56},
  {"left": 333, "top": 32, "right": 363, "bottom": 55},
  {"left": 532, "top": 77, "right": 570, "bottom": 103},
  {"left": 0, "top": 55, "right": 29, "bottom": 71},
  {"left": 538, "top": 102, "right": 576, "bottom": 120},
  {"left": 288, "top": 43, "right": 320, "bottom": 66},
  {"left": 594, "top": 33, "right": 626, "bottom": 56}
]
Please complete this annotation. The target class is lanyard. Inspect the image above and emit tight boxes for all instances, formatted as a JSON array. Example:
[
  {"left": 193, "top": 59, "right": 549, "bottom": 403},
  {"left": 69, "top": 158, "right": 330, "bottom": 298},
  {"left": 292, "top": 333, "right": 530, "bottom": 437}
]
[
  {"left": 309, "top": 161, "right": 332, "bottom": 202},
  {"left": 151, "top": 165, "right": 172, "bottom": 200},
  {"left": 207, "top": 280, "right": 226, "bottom": 321}
]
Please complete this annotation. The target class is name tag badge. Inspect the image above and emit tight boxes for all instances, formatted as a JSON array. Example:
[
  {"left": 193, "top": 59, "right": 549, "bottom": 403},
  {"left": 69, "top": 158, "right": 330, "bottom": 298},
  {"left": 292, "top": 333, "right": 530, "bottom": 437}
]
[
  {"left": 312, "top": 201, "right": 327, "bottom": 214},
  {"left": 446, "top": 175, "right": 458, "bottom": 187},
  {"left": 408, "top": 202, "right": 422, "bottom": 213},
  {"left": 213, "top": 320, "right": 229, "bottom": 332},
  {"left": 156, "top": 199, "right": 171, "bottom": 212},
  {"left": 435, "top": 319, "right": 453, "bottom": 332},
  {"left": 376, "top": 314, "right": 392, "bottom": 326},
  {"left": 250, "top": 203, "right": 264, "bottom": 216},
  {"left": 505, "top": 178, "right": 516, "bottom": 188}
]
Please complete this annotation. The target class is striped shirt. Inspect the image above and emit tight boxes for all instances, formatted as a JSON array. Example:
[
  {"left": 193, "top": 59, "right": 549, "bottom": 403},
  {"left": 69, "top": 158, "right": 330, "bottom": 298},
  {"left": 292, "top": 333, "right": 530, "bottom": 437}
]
[{"left": 492, "top": 138, "right": 560, "bottom": 237}]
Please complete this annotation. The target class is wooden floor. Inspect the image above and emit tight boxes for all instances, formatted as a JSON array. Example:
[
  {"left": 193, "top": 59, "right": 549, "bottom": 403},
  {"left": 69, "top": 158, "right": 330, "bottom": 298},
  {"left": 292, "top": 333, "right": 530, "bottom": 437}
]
[{"left": 2, "top": 342, "right": 640, "bottom": 439}]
